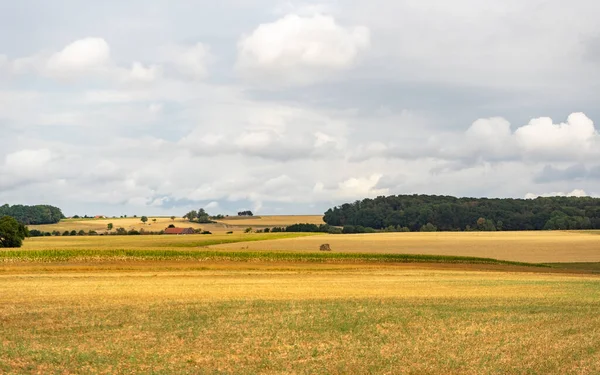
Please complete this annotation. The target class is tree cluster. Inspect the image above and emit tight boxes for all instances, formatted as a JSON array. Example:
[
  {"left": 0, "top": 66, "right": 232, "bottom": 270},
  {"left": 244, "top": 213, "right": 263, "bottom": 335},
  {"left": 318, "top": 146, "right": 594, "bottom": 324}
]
[
  {"left": 183, "top": 209, "right": 214, "bottom": 224},
  {"left": 323, "top": 195, "right": 600, "bottom": 232},
  {"left": 238, "top": 211, "right": 254, "bottom": 217},
  {"left": 0, "top": 204, "right": 64, "bottom": 225},
  {"left": 0, "top": 216, "right": 29, "bottom": 248}
]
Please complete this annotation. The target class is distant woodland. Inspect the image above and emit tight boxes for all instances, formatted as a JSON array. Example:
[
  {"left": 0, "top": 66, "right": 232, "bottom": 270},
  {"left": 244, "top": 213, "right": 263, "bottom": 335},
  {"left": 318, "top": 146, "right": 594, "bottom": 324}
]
[
  {"left": 0, "top": 204, "right": 64, "bottom": 225},
  {"left": 323, "top": 195, "right": 600, "bottom": 232}
]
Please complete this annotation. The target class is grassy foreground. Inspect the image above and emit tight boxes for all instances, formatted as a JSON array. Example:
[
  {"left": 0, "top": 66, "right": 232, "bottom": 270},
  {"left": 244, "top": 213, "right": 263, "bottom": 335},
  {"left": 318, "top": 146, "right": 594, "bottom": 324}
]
[{"left": 1, "top": 268, "right": 599, "bottom": 374}]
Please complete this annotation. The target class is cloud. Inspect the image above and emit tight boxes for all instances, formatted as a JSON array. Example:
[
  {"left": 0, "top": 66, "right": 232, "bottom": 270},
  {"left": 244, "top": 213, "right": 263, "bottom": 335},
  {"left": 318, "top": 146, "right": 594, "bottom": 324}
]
[
  {"left": 534, "top": 163, "right": 600, "bottom": 183},
  {"left": 46, "top": 38, "right": 111, "bottom": 77},
  {"left": 514, "top": 113, "right": 598, "bottom": 160},
  {"left": 237, "top": 14, "right": 370, "bottom": 85},
  {"left": 525, "top": 189, "right": 591, "bottom": 199},
  {"left": 336, "top": 174, "right": 388, "bottom": 199},
  {"left": 354, "top": 113, "right": 600, "bottom": 165},
  {"left": 129, "top": 62, "right": 161, "bottom": 82},
  {"left": 5, "top": 149, "right": 53, "bottom": 172},
  {"left": 172, "top": 43, "right": 212, "bottom": 80}
]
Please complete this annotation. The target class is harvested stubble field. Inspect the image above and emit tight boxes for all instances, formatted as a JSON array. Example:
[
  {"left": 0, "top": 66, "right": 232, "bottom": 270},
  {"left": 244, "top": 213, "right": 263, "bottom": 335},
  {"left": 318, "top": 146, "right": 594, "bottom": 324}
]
[
  {"left": 1, "top": 231, "right": 600, "bottom": 374},
  {"left": 1, "top": 267, "right": 599, "bottom": 374},
  {"left": 211, "top": 231, "right": 600, "bottom": 263}
]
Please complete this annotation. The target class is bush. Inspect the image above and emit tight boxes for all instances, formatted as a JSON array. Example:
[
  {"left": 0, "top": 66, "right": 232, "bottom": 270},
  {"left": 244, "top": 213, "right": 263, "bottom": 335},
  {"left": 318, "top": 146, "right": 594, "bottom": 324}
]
[
  {"left": 29, "top": 229, "right": 44, "bottom": 237},
  {"left": 319, "top": 244, "right": 332, "bottom": 251},
  {"left": 77, "top": 230, "right": 86, "bottom": 236},
  {"left": 245, "top": 227, "right": 253, "bottom": 233},
  {"left": 226, "top": 231, "right": 233, "bottom": 234},
  {"left": 201, "top": 231, "right": 212, "bottom": 235},
  {"left": 70, "top": 230, "right": 77, "bottom": 236}
]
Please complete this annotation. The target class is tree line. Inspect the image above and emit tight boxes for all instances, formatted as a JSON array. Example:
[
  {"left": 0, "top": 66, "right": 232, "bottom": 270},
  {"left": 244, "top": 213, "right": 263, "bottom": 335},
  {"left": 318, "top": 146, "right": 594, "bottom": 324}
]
[
  {"left": 323, "top": 195, "right": 600, "bottom": 232},
  {"left": 0, "top": 204, "right": 64, "bottom": 225}
]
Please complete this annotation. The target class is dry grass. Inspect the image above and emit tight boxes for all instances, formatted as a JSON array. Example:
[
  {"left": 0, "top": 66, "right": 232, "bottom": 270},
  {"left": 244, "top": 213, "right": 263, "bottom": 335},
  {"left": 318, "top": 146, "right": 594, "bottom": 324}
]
[
  {"left": 210, "top": 231, "right": 600, "bottom": 263},
  {"left": 1, "top": 267, "right": 599, "bottom": 374}
]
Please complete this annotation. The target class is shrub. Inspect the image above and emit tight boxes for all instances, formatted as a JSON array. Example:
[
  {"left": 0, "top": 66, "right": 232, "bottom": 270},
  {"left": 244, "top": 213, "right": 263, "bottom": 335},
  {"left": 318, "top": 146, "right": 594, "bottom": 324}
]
[
  {"left": 29, "top": 229, "right": 44, "bottom": 237},
  {"left": 201, "top": 231, "right": 212, "bottom": 235},
  {"left": 245, "top": 227, "right": 253, "bottom": 233},
  {"left": 319, "top": 244, "right": 332, "bottom": 251}
]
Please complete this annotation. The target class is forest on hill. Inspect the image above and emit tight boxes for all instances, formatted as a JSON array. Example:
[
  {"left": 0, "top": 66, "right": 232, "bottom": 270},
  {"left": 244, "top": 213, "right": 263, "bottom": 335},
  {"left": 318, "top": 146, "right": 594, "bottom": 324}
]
[
  {"left": 323, "top": 195, "right": 600, "bottom": 232},
  {"left": 0, "top": 204, "right": 64, "bottom": 225}
]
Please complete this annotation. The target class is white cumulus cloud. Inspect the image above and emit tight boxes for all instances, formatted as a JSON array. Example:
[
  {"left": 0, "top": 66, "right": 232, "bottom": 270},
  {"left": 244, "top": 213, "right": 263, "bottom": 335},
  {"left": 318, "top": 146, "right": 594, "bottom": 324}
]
[
  {"left": 237, "top": 14, "right": 370, "bottom": 85},
  {"left": 515, "top": 113, "right": 598, "bottom": 160},
  {"left": 46, "top": 38, "right": 111, "bottom": 77}
]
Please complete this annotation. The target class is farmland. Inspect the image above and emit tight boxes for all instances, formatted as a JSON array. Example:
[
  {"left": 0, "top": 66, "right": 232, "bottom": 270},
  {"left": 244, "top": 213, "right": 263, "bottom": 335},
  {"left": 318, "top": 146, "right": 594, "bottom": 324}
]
[
  {"left": 210, "top": 231, "right": 600, "bottom": 263},
  {"left": 27, "top": 215, "right": 325, "bottom": 234},
  {"left": 1, "top": 228, "right": 600, "bottom": 374}
]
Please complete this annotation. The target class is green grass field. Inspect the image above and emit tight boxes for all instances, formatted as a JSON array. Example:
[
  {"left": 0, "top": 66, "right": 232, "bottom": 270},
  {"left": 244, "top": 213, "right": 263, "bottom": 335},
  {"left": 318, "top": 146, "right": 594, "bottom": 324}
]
[{"left": 1, "top": 231, "right": 600, "bottom": 374}]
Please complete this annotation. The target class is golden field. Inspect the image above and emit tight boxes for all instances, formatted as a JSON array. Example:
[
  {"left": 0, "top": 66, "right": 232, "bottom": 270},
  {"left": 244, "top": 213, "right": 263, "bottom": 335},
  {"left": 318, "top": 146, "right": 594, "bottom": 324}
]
[
  {"left": 210, "top": 231, "right": 600, "bottom": 263},
  {"left": 1, "top": 266, "right": 599, "bottom": 374},
  {"left": 28, "top": 215, "right": 325, "bottom": 234},
  {"left": 2, "top": 227, "right": 600, "bottom": 373}
]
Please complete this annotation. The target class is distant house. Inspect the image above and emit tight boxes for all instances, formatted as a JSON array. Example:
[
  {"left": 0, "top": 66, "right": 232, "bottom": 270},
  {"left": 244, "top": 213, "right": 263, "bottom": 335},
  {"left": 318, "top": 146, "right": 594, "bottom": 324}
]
[{"left": 164, "top": 227, "right": 195, "bottom": 235}]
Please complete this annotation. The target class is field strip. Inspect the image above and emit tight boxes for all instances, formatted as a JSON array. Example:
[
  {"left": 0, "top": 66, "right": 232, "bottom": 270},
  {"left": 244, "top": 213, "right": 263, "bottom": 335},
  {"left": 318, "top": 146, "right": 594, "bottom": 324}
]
[
  {"left": 208, "top": 231, "right": 600, "bottom": 263},
  {"left": 0, "top": 249, "right": 551, "bottom": 267}
]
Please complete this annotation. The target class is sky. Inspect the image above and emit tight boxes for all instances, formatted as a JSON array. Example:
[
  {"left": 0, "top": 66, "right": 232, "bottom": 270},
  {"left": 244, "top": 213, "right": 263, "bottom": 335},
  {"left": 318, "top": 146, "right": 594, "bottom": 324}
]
[{"left": 1, "top": 0, "right": 600, "bottom": 217}]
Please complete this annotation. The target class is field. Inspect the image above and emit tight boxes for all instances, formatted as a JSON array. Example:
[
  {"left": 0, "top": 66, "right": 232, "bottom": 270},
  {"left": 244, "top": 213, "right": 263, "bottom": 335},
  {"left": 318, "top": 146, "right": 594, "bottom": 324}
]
[
  {"left": 27, "top": 215, "right": 325, "bottom": 234},
  {"left": 2, "top": 228, "right": 600, "bottom": 374},
  {"left": 210, "top": 231, "right": 600, "bottom": 263}
]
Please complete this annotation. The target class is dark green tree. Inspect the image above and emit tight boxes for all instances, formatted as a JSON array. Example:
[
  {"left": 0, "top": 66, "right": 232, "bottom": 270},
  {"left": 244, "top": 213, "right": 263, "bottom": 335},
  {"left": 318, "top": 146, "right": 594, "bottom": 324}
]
[{"left": 0, "top": 216, "right": 29, "bottom": 248}]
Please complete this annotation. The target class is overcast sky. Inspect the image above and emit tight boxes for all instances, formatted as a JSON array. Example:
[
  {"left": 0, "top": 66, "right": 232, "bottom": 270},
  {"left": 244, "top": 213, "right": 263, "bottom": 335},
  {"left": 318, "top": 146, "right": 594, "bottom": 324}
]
[{"left": 1, "top": 0, "right": 600, "bottom": 216}]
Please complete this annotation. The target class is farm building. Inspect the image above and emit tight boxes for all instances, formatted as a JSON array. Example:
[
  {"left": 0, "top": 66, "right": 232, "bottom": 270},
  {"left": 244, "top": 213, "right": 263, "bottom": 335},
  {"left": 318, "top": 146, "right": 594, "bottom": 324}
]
[{"left": 164, "top": 227, "right": 195, "bottom": 235}]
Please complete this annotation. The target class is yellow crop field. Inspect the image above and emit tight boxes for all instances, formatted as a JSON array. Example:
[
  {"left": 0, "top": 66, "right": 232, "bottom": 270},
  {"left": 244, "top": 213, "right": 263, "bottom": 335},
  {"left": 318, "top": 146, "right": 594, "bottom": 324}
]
[
  {"left": 28, "top": 216, "right": 233, "bottom": 233},
  {"left": 3, "top": 230, "right": 600, "bottom": 373},
  {"left": 17, "top": 232, "right": 313, "bottom": 251},
  {"left": 1, "top": 266, "right": 599, "bottom": 374},
  {"left": 28, "top": 215, "right": 325, "bottom": 234},
  {"left": 210, "top": 231, "right": 600, "bottom": 263}
]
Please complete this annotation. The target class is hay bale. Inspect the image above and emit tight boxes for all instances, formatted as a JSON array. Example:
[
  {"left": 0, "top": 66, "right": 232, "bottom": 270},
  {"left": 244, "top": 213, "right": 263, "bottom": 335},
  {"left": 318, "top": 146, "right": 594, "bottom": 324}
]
[{"left": 319, "top": 244, "right": 332, "bottom": 252}]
